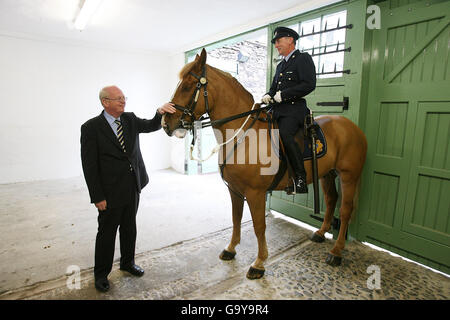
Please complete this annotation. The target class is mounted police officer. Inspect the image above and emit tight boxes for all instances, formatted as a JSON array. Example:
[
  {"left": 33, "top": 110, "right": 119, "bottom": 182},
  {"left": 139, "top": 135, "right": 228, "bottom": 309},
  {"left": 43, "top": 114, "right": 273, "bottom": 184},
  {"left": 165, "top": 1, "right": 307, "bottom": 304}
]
[{"left": 262, "top": 26, "right": 316, "bottom": 194}]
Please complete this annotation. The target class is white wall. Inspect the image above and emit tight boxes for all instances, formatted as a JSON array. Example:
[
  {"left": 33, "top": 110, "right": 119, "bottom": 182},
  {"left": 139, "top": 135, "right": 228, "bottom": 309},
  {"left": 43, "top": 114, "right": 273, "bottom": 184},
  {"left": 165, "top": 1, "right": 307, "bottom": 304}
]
[{"left": 0, "top": 35, "right": 173, "bottom": 184}]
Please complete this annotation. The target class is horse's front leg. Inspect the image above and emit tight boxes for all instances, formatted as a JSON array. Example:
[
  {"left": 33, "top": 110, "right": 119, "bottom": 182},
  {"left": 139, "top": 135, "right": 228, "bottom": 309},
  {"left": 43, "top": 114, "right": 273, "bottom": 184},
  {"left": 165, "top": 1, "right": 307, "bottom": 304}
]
[
  {"left": 219, "top": 186, "right": 244, "bottom": 261},
  {"left": 245, "top": 190, "right": 268, "bottom": 280}
]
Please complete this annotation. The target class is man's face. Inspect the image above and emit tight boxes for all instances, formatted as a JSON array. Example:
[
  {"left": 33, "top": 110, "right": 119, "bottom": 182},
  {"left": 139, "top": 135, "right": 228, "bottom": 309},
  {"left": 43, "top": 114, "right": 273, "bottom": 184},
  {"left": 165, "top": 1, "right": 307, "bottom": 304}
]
[
  {"left": 102, "top": 87, "right": 126, "bottom": 117},
  {"left": 274, "top": 36, "right": 295, "bottom": 57}
]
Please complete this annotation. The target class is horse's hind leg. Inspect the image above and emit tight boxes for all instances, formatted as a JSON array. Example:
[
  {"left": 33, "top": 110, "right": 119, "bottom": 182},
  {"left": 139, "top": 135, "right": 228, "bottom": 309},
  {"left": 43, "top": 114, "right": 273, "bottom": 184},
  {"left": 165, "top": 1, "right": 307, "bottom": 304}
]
[
  {"left": 326, "top": 171, "right": 358, "bottom": 266},
  {"left": 245, "top": 190, "right": 268, "bottom": 280},
  {"left": 219, "top": 187, "right": 244, "bottom": 261},
  {"left": 311, "top": 171, "right": 338, "bottom": 243}
]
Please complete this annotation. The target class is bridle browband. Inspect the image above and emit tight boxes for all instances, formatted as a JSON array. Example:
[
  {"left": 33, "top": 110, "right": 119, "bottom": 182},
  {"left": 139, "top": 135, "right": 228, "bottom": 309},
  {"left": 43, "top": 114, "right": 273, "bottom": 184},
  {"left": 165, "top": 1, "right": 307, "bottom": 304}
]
[{"left": 171, "top": 64, "right": 272, "bottom": 131}]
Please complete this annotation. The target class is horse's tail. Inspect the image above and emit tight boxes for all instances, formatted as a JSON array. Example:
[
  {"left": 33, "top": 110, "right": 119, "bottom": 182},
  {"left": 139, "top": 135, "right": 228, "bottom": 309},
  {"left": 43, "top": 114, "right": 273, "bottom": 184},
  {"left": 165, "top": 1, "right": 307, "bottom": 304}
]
[
  {"left": 350, "top": 175, "right": 363, "bottom": 222},
  {"left": 351, "top": 129, "right": 368, "bottom": 222}
]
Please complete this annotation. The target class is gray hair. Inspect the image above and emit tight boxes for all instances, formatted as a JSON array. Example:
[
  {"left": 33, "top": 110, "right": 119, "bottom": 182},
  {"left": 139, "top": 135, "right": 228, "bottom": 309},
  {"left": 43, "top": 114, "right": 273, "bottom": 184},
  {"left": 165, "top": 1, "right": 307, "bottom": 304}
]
[{"left": 99, "top": 86, "right": 115, "bottom": 106}]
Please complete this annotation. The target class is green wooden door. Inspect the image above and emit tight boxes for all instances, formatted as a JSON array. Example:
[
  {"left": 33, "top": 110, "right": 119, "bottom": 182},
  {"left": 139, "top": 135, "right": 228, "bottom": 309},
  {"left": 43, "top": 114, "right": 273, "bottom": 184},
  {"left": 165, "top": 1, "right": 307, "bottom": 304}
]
[{"left": 357, "top": 0, "right": 450, "bottom": 273}]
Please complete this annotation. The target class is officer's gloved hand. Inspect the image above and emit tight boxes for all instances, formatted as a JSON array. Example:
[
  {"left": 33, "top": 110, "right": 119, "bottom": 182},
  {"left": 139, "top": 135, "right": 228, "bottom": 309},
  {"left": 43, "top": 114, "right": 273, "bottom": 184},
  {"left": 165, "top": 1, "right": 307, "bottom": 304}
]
[
  {"left": 261, "top": 94, "right": 272, "bottom": 104},
  {"left": 274, "top": 91, "right": 282, "bottom": 103}
]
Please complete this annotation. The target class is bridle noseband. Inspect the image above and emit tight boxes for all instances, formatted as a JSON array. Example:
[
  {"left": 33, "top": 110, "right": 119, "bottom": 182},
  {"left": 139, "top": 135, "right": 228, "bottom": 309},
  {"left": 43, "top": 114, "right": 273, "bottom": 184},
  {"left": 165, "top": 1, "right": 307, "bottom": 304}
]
[{"left": 172, "top": 65, "right": 210, "bottom": 130}]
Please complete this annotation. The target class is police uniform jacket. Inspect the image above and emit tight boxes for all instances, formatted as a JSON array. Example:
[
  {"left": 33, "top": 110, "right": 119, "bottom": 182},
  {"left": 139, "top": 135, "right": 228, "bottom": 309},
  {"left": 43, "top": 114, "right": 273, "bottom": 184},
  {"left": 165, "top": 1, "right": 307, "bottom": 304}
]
[{"left": 267, "top": 49, "right": 316, "bottom": 119}]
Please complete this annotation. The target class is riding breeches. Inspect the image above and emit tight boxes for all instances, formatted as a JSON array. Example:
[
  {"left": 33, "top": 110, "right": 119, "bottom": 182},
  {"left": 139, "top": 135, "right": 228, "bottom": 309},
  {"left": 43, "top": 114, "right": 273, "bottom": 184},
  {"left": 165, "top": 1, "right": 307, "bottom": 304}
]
[{"left": 277, "top": 116, "right": 306, "bottom": 177}]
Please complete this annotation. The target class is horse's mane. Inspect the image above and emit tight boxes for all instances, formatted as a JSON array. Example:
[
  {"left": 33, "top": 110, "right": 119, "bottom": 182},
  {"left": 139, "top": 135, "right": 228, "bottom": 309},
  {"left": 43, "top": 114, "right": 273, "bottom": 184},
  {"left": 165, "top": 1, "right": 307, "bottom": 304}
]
[
  {"left": 210, "top": 66, "right": 254, "bottom": 103},
  {"left": 179, "top": 61, "right": 195, "bottom": 79},
  {"left": 179, "top": 62, "right": 254, "bottom": 103}
]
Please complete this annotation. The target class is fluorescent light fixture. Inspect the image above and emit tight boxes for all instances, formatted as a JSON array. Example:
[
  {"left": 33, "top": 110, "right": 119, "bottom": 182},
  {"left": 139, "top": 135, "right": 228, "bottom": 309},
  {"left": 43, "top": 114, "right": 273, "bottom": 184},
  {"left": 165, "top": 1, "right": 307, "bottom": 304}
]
[{"left": 74, "top": 0, "right": 103, "bottom": 31}]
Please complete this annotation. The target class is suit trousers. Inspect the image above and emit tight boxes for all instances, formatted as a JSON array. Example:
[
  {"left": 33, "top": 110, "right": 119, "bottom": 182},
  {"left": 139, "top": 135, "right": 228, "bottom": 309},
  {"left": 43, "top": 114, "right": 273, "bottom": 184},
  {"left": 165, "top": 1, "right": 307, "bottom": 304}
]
[{"left": 94, "top": 171, "right": 139, "bottom": 280}]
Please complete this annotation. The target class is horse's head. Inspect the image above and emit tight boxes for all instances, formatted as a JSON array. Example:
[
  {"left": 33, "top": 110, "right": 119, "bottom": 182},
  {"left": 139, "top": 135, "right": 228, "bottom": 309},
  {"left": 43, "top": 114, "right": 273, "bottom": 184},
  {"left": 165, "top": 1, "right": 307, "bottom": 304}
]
[{"left": 162, "top": 48, "right": 210, "bottom": 138}]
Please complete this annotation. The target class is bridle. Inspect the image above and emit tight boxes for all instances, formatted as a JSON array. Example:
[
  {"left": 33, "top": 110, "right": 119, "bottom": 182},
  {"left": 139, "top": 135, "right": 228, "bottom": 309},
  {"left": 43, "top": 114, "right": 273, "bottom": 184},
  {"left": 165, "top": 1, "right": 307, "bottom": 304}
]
[
  {"left": 171, "top": 64, "right": 273, "bottom": 132},
  {"left": 171, "top": 65, "right": 210, "bottom": 131}
]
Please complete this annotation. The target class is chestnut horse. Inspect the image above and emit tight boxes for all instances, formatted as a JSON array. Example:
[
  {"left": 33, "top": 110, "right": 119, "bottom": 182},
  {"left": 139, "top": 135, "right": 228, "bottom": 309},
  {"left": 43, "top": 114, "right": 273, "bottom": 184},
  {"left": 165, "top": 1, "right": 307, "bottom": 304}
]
[{"left": 162, "top": 49, "right": 367, "bottom": 279}]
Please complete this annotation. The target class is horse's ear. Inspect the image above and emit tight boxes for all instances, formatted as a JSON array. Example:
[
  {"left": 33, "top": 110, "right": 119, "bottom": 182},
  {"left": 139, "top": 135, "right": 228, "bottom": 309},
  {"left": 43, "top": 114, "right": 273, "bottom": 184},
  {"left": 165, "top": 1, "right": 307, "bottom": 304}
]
[
  {"left": 194, "top": 54, "right": 200, "bottom": 62},
  {"left": 199, "top": 48, "right": 207, "bottom": 67}
]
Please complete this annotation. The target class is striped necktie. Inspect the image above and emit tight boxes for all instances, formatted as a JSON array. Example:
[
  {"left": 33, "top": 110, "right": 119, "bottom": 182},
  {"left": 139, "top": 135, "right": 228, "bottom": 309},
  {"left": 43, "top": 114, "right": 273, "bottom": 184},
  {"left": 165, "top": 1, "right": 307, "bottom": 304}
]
[{"left": 114, "top": 119, "right": 126, "bottom": 152}]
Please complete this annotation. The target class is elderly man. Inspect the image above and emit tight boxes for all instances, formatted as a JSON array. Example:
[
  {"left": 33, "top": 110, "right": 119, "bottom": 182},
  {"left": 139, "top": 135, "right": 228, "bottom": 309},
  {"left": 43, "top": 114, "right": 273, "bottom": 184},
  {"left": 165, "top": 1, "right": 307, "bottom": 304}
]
[
  {"left": 80, "top": 85, "right": 176, "bottom": 292},
  {"left": 262, "top": 26, "right": 316, "bottom": 194}
]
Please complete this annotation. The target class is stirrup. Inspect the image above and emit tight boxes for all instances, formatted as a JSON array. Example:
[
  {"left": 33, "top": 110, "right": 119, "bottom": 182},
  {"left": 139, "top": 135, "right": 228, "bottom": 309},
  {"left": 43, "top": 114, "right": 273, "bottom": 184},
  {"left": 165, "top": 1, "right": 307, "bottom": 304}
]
[
  {"left": 285, "top": 177, "right": 297, "bottom": 195},
  {"left": 285, "top": 176, "right": 308, "bottom": 195}
]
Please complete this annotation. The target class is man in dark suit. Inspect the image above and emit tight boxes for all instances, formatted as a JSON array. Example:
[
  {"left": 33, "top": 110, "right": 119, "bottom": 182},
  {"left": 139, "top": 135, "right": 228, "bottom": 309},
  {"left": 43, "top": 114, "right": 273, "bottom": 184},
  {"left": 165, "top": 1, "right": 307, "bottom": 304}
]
[
  {"left": 262, "top": 26, "right": 316, "bottom": 194},
  {"left": 80, "top": 85, "right": 176, "bottom": 292}
]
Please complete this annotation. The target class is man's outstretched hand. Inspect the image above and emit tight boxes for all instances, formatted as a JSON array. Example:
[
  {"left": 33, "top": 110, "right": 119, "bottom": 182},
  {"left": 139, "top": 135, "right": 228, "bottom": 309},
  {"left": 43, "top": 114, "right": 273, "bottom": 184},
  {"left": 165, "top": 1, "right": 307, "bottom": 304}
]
[{"left": 158, "top": 103, "right": 176, "bottom": 115}]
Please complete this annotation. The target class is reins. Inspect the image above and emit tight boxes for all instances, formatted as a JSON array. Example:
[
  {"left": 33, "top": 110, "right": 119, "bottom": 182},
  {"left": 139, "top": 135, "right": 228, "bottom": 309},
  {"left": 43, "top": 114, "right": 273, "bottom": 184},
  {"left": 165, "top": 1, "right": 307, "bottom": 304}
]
[{"left": 197, "top": 105, "right": 272, "bottom": 129}]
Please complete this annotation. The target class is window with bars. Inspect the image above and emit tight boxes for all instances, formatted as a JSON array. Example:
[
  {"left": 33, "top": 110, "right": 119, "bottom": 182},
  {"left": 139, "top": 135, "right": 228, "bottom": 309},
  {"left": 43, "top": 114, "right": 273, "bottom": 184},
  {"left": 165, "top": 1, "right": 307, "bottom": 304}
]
[{"left": 285, "top": 10, "right": 349, "bottom": 79}]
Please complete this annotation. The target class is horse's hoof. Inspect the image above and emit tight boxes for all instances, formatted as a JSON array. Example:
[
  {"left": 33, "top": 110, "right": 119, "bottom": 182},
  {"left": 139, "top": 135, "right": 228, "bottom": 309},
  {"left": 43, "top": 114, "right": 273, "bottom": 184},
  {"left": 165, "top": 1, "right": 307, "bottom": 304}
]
[
  {"left": 246, "top": 266, "right": 265, "bottom": 280},
  {"left": 325, "top": 253, "right": 342, "bottom": 266},
  {"left": 219, "top": 249, "right": 236, "bottom": 261},
  {"left": 310, "top": 232, "right": 325, "bottom": 243}
]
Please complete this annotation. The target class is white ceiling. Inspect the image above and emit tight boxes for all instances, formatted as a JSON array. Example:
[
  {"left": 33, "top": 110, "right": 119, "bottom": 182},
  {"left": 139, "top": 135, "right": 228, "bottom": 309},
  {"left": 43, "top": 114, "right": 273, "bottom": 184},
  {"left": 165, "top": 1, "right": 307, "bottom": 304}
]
[{"left": 0, "top": 0, "right": 340, "bottom": 54}]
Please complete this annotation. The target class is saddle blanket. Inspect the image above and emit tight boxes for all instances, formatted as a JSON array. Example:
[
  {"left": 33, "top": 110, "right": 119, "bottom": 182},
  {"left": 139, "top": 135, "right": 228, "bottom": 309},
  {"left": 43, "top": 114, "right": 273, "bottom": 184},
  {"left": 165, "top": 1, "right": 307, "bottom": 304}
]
[{"left": 301, "top": 122, "right": 327, "bottom": 161}]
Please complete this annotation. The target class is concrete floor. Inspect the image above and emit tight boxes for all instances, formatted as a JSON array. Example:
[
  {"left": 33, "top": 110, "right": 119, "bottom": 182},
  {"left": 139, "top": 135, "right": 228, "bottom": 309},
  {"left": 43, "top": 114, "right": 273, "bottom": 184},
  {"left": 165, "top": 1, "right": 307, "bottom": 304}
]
[
  {"left": 0, "top": 169, "right": 252, "bottom": 294},
  {"left": 0, "top": 169, "right": 449, "bottom": 300}
]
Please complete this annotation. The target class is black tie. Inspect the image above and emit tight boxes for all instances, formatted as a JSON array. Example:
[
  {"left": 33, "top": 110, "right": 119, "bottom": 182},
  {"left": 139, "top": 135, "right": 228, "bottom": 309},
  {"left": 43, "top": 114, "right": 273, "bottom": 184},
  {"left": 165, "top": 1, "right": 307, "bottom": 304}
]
[{"left": 114, "top": 120, "right": 126, "bottom": 152}]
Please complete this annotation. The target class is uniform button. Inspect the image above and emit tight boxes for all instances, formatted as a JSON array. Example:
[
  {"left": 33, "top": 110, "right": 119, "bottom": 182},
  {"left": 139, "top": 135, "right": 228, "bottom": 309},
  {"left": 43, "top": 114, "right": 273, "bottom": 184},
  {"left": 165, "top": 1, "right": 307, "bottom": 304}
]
[
  {"left": 292, "top": 102, "right": 295, "bottom": 104},
  {"left": 278, "top": 81, "right": 281, "bottom": 84},
  {"left": 280, "top": 73, "right": 283, "bottom": 76},
  {"left": 288, "top": 78, "right": 291, "bottom": 80}
]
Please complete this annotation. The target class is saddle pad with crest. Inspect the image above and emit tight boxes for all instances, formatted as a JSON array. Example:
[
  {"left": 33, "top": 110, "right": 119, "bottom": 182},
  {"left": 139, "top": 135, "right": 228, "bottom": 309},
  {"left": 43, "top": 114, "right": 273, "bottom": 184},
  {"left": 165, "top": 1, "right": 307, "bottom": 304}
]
[{"left": 301, "top": 121, "right": 327, "bottom": 160}]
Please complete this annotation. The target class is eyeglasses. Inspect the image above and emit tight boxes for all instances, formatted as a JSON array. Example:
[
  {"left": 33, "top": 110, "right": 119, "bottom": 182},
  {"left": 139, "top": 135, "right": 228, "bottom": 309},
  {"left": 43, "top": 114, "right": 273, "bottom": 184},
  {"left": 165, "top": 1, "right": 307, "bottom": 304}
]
[{"left": 103, "top": 96, "right": 128, "bottom": 102}]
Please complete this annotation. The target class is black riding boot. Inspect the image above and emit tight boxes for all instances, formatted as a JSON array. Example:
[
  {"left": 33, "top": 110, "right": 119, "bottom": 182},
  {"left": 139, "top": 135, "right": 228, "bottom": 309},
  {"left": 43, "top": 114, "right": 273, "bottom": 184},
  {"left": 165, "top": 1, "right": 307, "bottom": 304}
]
[{"left": 284, "top": 140, "right": 308, "bottom": 195}]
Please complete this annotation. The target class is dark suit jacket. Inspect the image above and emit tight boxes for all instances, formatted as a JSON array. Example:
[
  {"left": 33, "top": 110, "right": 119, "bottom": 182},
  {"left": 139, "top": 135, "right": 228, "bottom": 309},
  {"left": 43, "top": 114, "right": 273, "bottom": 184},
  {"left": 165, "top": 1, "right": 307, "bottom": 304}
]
[
  {"left": 267, "top": 49, "right": 316, "bottom": 119},
  {"left": 81, "top": 111, "right": 162, "bottom": 208}
]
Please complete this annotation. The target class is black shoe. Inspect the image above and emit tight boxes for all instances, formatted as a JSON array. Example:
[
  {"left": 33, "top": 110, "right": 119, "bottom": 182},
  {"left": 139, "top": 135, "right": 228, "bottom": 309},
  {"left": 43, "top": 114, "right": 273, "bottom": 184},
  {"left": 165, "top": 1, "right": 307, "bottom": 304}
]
[
  {"left": 120, "top": 264, "right": 145, "bottom": 277},
  {"left": 95, "top": 278, "right": 110, "bottom": 292},
  {"left": 285, "top": 175, "right": 308, "bottom": 195}
]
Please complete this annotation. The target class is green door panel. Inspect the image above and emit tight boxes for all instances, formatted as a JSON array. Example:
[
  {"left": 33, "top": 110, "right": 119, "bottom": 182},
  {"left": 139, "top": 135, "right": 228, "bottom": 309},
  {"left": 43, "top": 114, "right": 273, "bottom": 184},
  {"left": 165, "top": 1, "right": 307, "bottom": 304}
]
[{"left": 357, "top": 0, "right": 450, "bottom": 273}]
